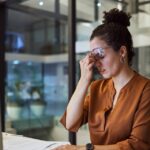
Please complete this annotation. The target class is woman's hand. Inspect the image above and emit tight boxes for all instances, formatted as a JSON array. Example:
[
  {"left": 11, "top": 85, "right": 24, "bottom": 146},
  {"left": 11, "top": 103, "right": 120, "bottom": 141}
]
[
  {"left": 52, "top": 144, "right": 85, "bottom": 150},
  {"left": 80, "top": 53, "right": 95, "bottom": 83}
]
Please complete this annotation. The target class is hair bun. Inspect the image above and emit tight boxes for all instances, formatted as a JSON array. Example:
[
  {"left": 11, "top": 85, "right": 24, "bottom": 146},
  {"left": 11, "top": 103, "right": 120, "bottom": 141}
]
[{"left": 102, "top": 8, "right": 131, "bottom": 27}]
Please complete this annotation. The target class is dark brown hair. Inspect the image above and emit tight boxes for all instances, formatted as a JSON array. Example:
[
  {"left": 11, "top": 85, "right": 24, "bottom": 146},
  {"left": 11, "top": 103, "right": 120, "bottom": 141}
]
[{"left": 90, "top": 8, "right": 135, "bottom": 66}]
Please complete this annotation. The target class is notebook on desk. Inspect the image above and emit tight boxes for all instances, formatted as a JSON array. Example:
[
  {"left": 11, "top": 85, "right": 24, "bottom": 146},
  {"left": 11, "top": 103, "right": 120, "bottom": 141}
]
[{"left": 3, "top": 133, "right": 69, "bottom": 150}]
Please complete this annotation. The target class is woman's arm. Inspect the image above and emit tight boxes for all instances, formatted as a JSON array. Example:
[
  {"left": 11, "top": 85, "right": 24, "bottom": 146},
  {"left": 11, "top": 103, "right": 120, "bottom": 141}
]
[
  {"left": 66, "top": 78, "right": 90, "bottom": 129},
  {"left": 93, "top": 144, "right": 119, "bottom": 150},
  {"left": 52, "top": 144, "right": 119, "bottom": 150},
  {"left": 66, "top": 54, "right": 95, "bottom": 130}
]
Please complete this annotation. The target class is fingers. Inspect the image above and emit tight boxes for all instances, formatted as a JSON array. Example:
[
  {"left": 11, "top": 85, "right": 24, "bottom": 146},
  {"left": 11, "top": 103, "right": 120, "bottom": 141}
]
[
  {"left": 79, "top": 53, "right": 96, "bottom": 81},
  {"left": 80, "top": 54, "right": 95, "bottom": 66},
  {"left": 52, "top": 144, "right": 74, "bottom": 150},
  {"left": 88, "top": 62, "right": 95, "bottom": 71},
  {"left": 79, "top": 53, "right": 95, "bottom": 74},
  {"left": 51, "top": 145, "right": 65, "bottom": 150}
]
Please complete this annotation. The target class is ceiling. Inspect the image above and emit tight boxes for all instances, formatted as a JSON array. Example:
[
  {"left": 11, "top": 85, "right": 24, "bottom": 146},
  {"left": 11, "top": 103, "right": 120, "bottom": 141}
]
[
  {"left": 138, "top": 0, "right": 150, "bottom": 14},
  {"left": 6, "top": 0, "right": 150, "bottom": 47}
]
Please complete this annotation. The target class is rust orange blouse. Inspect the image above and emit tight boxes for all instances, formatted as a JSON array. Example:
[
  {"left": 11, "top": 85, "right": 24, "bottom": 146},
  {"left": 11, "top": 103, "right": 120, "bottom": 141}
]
[{"left": 60, "top": 72, "right": 150, "bottom": 150}]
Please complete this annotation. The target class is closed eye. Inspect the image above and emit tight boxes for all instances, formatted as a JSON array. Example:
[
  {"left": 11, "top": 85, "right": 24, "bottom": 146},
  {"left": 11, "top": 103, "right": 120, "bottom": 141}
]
[
  {"left": 99, "top": 53, "right": 105, "bottom": 59},
  {"left": 94, "top": 54, "right": 105, "bottom": 60}
]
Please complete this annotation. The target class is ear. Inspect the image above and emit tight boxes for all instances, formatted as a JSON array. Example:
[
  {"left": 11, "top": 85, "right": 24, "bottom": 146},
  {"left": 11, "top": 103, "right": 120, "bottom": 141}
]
[{"left": 119, "top": 46, "right": 127, "bottom": 57}]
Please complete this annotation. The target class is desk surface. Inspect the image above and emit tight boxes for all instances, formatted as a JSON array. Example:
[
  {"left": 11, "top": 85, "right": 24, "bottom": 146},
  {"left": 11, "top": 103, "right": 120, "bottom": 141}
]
[{"left": 3, "top": 133, "right": 69, "bottom": 150}]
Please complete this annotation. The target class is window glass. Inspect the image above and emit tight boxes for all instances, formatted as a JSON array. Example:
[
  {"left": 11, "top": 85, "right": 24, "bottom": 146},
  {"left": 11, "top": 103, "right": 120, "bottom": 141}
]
[{"left": 5, "top": 0, "right": 68, "bottom": 142}]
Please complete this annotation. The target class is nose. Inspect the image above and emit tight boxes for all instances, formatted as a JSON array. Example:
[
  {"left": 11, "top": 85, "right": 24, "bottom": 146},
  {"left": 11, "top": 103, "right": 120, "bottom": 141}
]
[{"left": 95, "top": 59, "right": 102, "bottom": 68}]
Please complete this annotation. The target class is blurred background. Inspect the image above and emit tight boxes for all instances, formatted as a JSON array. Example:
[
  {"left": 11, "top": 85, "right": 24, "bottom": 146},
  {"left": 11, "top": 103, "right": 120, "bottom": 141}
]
[{"left": 0, "top": 0, "right": 150, "bottom": 145}]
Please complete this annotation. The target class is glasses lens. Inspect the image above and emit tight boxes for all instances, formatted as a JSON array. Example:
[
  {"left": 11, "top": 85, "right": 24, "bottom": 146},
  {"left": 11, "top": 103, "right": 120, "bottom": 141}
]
[{"left": 92, "top": 48, "right": 104, "bottom": 58}]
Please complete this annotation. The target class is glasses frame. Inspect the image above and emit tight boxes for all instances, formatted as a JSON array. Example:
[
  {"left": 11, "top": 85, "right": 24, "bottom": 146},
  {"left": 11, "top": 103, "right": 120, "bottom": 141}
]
[{"left": 91, "top": 47, "right": 105, "bottom": 60}]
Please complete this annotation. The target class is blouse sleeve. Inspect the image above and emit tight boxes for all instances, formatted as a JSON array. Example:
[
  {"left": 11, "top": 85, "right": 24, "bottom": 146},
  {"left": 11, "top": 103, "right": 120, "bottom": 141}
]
[
  {"left": 117, "top": 81, "right": 150, "bottom": 150},
  {"left": 60, "top": 93, "right": 90, "bottom": 132}
]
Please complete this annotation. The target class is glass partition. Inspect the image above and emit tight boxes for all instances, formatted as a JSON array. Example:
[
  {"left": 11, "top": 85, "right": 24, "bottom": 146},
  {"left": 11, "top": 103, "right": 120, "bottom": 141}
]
[
  {"left": 138, "top": 46, "right": 150, "bottom": 78},
  {"left": 5, "top": 0, "right": 68, "bottom": 141}
]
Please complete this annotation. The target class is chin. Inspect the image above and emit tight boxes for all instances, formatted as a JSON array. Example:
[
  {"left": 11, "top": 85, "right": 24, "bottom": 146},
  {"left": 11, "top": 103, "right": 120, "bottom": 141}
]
[{"left": 101, "top": 73, "right": 111, "bottom": 79}]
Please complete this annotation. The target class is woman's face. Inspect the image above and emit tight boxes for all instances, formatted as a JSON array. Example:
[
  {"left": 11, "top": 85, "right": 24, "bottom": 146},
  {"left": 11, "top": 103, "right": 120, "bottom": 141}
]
[{"left": 90, "top": 37, "right": 123, "bottom": 79}]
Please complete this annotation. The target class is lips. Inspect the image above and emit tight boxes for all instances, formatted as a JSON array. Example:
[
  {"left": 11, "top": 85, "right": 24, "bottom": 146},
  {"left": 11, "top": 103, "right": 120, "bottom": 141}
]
[
  {"left": 98, "top": 68, "right": 106, "bottom": 74},
  {"left": 100, "top": 70, "right": 106, "bottom": 74}
]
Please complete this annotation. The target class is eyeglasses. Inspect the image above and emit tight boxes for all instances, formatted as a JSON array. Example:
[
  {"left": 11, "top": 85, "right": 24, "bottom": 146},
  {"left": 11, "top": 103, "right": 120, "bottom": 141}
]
[{"left": 90, "top": 47, "right": 105, "bottom": 59}]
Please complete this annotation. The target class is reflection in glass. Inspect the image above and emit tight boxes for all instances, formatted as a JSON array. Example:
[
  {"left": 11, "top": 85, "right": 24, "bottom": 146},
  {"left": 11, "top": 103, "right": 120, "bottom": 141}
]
[{"left": 5, "top": 0, "right": 69, "bottom": 141}]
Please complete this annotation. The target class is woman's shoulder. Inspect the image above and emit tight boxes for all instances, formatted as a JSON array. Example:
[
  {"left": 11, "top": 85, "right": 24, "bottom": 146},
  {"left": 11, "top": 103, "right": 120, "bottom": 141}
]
[
  {"left": 135, "top": 72, "right": 150, "bottom": 85},
  {"left": 131, "top": 72, "right": 150, "bottom": 94}
]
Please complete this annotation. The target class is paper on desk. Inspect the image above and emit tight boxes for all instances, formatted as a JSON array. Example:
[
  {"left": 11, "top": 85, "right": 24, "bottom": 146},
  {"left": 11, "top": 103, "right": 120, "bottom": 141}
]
[{"left": 3, "top": 133, "right": 69, "bottom": 150}]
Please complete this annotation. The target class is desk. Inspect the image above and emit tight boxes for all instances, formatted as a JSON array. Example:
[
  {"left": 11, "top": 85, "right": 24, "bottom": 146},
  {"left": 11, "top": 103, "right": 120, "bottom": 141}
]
[
  {"left": 3, "top": 133, "right": 69, "bottom": 150},
  {"left": 10, "top": 115, "right": 54, "bottom": 140}
]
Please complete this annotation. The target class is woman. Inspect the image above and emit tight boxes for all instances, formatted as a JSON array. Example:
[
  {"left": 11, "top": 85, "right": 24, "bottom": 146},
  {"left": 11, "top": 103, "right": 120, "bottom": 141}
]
[{"left": 55, "top": 8, "right": 150, "bottom": 150}]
